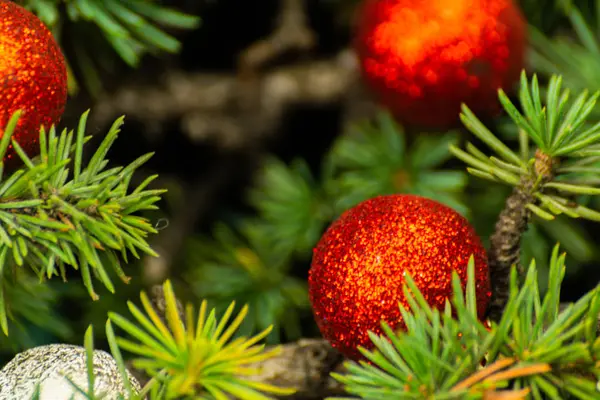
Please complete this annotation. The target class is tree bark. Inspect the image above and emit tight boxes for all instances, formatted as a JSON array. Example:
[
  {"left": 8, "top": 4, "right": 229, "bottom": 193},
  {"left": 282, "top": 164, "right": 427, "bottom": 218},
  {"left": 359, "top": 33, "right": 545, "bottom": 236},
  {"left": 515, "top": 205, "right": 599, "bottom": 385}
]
[{"left": 486, "top": 180, "right": 534, "bottom": 321}]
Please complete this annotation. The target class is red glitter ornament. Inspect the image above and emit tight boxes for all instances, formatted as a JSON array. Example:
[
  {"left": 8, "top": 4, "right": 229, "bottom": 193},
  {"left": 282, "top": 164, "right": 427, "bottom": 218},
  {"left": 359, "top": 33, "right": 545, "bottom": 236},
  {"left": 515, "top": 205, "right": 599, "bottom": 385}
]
[
  {"left": 0, "top": 0, "right": 67, "bottom": 165},
  {"left": 309, "top": 194, "right": 490, "bottom": 360},
  {"left": 355, "top": 0, "right": 526, "bottom": 129}
]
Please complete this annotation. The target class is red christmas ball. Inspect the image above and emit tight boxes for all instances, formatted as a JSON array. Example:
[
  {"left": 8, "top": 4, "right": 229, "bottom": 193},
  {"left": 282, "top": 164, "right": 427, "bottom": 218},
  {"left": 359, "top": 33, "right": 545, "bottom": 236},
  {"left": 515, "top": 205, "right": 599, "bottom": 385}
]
[
  {"left": 355, "top": 0, "right": 526, "bottom": 129},
  {"left": 0, "top": 0, "right": 67, "bottom": 165},
  {"left": 309, "top": 194, "right": 490, "bottom": 360}
]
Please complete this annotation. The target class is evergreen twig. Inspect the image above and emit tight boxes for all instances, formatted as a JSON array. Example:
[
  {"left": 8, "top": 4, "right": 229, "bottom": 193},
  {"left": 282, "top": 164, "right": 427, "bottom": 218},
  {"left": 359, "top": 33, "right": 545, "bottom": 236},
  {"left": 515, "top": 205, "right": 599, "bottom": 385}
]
[
  {"left": 451, "top": 71, "right": 600, "bottom": 318},
  {"left": 106, "top": 280, "right": 296, "bottom": 399},
  {"left": 22, "top": 0, "right": 200, "bottom": 94},
  {"left": 0, "top": 111, "right": 164, "bottom": 335}
]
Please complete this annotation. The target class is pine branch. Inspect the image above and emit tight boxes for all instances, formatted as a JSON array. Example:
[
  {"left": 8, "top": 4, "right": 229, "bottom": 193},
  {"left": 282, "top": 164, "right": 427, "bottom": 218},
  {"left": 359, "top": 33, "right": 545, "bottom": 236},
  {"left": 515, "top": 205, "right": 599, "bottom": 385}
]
[
  {"left": 137, "top": 336, "right": 348, "bottom": 399},
  {"left": 22, "top": 0, "right": 200, "bottom": 95},
  {"left": 452, "top": 71, "right": 600, "bottom": 318},
  {"left": 529, "top": 0, "right": 600, "bottom": 112},
  {"left": 325, "top": 112, "right": 469, "bottom": 215},
  {"left": 0, "top": 111, "right": 163, "bottom": 335},
  {"left": 106, "top": 280, "right": 296, "bottom": 399},
  {"left": 328, "top": 247, "right": 600, "bottom": 399},
  {"left": 184, "top": 222, "right": 310, "bottom": 344}
]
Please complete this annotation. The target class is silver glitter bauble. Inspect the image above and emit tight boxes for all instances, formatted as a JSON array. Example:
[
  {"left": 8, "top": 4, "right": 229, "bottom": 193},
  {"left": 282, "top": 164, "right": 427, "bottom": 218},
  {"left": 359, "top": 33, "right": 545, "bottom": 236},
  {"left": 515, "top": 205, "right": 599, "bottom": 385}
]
[{"left": 0, "top": 344, "right": 141, "bottom": 400}]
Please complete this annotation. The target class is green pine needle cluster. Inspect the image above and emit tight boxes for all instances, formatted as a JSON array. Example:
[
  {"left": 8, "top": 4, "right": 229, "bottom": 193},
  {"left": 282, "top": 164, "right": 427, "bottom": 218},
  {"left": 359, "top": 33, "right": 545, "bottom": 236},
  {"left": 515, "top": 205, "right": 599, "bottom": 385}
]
[
  {"left": 326, "top": 114, "right": 468, "bottom": 215},
  {"left": 332, "top": 246, "right": 600, "bottom": 399},
  {"left": 451, "top": 71, "right": 600, "bottom": 221},
  {"left": 0, "top": 110, "right": 162, "bottom": 336},
  {"left": 23, "top": 0, "right": 200, "bottom": 94},
  {"left": 71, "top": 280, "right": 295, "bottom": 400},
  {"left": 186, "top": 205, "right": 294, "bottom": 343},
  {"left": 1, "top": 277, "right": 71, "bottom": 350},
  {"left": 248, "top": 157, "right": 329, "bottom": 255},
  {"left": 185, "top": 223, "right": 309, "bottom": 344},
  {"left": 529, "top": 0, "right": 600, "bottom": 105}
]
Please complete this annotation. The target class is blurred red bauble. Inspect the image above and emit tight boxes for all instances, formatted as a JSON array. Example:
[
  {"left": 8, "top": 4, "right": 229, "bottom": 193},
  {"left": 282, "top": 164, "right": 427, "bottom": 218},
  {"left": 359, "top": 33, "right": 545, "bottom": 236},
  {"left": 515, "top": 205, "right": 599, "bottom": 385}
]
[
  {"left": 308, "top": 195, "right": 490, "bottom": 360},
  {"left": 355, "top": 0, "right": 526, "bottom": 129},
  {"left": 0, "top": 0, "right": 67, "bottom": 165}
]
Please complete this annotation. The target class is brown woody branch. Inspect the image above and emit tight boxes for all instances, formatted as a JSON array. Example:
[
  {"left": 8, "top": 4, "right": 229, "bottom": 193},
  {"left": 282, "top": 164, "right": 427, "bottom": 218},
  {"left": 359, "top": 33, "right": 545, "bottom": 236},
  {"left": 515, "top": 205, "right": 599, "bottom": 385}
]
[
  {"left": 486, "top": 151, "right": 556, "bottom": 321},
  {"left": 91, "top": 49, "right": 360, "bottom": 151},
  {"left": 238, "top": 0, "right": 316, "bottom": 74}
]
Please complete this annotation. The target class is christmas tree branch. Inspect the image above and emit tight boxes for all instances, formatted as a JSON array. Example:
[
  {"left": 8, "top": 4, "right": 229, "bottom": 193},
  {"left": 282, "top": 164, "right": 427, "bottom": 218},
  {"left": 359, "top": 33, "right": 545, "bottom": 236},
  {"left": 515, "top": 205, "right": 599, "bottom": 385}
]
[
  {"left": 125, "top": 282, "right": 347, "bottom": 399},
  {"left": 0, "top": 111, "right": 163, "bottom": 335},
  {"left": 103, "top": 280, "right": 297, "bottom": 399},
  {"left": 452, "top": 71, "right": 600, "bottom": 318},
  {"left": 328, "top": 248, "right": 600, "bottom": 399},
  {"left": 23, "top": 0, "right": 200, "bottom": 94},
  {"left": 487, "top": 149, "right": 555, "bottom": 320}
]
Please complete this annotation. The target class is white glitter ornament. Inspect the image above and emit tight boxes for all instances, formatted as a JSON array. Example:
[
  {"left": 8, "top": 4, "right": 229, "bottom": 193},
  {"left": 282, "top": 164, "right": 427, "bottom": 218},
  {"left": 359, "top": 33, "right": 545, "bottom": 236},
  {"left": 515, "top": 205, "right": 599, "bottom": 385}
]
[{"left": 0, "top": 344, "right": 141, "bottom": 400}]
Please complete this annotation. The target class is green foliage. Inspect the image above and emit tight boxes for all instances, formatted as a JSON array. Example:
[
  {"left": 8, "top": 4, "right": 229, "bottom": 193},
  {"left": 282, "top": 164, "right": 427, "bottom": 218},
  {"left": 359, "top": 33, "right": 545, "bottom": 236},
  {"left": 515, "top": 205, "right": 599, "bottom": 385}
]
[
  {"left": 23, "top": 0, "right": 200, "bottom": 94},
  {"left": 247, "top": 112, "right": 470, "bottom": 256},
  {"left": 0, "top": 111, "right": 163, "bottom": 335},
  {"left": 529, "top": 0, "right": 600, "bottom": 109},
  {"left": 522, "top": 216, "right": 597, "bottom": 284},
  {"left": 184, "top": 223, "right": 310, "bottom": 344},
  {"left": 248, "top": 158, "right": 331, "bottom": 255},
  {"left": 107, "top": 280, "right": 295, "bottom": 399},
  {"left": 0, "top": 277, "right": 72, "bottom": 351},
  {"left": 518, "top": 0, "right": 566, "bottom": 30},
  {"left": 331, "top": 245, "right": 600, "bottom": 399},
  {"left": 525, "top": 0, "right": 600, "bottom": 256},
  {"left": 326, "top": 112, "right": 468, "bottom": 215},
  {"left": 451, "top": 71, "right": 600, "bottom": 221}
]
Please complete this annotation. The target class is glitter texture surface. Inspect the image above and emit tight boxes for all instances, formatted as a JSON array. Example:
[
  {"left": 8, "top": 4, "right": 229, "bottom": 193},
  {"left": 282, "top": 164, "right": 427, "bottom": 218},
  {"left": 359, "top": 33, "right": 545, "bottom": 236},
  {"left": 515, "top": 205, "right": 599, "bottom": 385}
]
[
  {"left": 309, "top": 195, "right": 490, "bottom": 360},
  {"left": 355, "top": 0, "right": 526, "bottom": 129},
  {"left": 0, "top": 0, "right": 67, "bottom": 165}
]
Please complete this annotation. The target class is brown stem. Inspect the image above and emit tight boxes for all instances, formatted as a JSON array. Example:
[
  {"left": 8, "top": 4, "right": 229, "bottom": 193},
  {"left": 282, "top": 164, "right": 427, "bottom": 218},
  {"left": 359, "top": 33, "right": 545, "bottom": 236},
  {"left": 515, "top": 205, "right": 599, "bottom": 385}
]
[
  {"left": 486, "top": 180, "right": 534, "bottom": 321},
  {"left": 486, "top": 150, "right": 556, "bottom": 321}
]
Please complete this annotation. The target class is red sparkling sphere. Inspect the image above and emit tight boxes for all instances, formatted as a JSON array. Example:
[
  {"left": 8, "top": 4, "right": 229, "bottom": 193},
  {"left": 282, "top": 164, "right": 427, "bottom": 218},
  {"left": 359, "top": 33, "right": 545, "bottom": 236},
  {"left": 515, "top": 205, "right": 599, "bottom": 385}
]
[
  {"left": 309, "top": 195, "right": 490, "bottom": 360},
  {"left": 355, "top": 0, "right": 526, "bottom": 129},
  {"left": 0, "top": 0, "right": 67, "bottom": 165}
]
